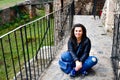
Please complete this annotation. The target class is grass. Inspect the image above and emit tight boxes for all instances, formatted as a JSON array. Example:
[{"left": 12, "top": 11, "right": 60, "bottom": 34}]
[
  {"left": 0, "top": 0, "right": 25, "bottom": 9},
  {"left": 0, "top": 17, "right": 54, "bottom": 80}
]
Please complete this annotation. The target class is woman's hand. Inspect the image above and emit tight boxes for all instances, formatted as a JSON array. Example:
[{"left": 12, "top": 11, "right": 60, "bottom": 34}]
[{"left": 75, "top": 60, "right": 82, "bottom": 71}]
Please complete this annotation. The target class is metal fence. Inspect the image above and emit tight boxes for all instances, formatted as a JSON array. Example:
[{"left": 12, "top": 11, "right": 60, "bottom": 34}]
[
  {"left": 111, "top": 14, "right": 120, "bottom": 80},
  {"left": 0, "top": 2, "right": 74, "bottom": 80}
]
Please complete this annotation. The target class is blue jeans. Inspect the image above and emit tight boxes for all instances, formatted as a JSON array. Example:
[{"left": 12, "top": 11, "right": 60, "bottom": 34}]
[{"left": 61, "top": 51, "right": 98, "bottom": 73}]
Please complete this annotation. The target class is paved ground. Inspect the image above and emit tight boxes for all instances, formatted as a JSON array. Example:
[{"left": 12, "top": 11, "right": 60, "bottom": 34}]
[{"left": 39, "top": 15, "right": 115, "bottom": 80}]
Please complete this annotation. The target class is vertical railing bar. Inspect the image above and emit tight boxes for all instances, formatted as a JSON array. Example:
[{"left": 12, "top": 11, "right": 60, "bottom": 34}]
[
  {"left": 33, "top": 22, "right": 37, "bottom": 77},
  {"left": 38, "top": 19, "right": 43, "bottom": 72},
  {"left": 0, "top": 39, "right": 9, "bottom": 80},
  {"left": 8, "top": 34, "right": 17, "bottom": 80},
  {"left": 44, "top": 16, "right": 48, "bottom": 67},
  {"left": 41, "top": 18, "right": 45, "bottom": 69},
  {"left": 37, "top": 19, "right": 42, "bottom": 73},
  {"left": 52, "top": 14, "right": 54, "bottom": 54},
  {"left": 33, "top": 21, "right": 40, "bottom": 77},
  {"left": 46, "top": 15, "right": 50, "bottom": 64},
  {"left": 48, "top": 15, "right": 52, "bottom": 61},
  {"left": 24, "top": 26, "right": 32, "bottom": 80},
  {"left": 50, "top": 15, "right": 53, "bottom": 60},
  {"left": 44, "top": 17, "right": 50, "bottom": 67},
  {"left": 20, "top": 28, "right": 28, "bottom": 79},
  {"left": 14, "top": 31, "right": 23, "bottom": 79},
  {"left": 52, "top": 14, "right": 55, "bottom": 59},
  {"left": 48, "top": 15, "right": 52, "bottom": 62},
  {"left": 36, "top": 20, "right": 40, "bottom": 75},
  {"left": 43, "top": 17, "right": 46, "bottom": 68},
  {"left": 29, "top": 23, "right": 36, "bottom": 80},
  {"left": 47, "top": 16, "right": 50, "bottom": 64},
  {"left": 36, "top": 20, "right": 40, "bottom": 76},
  {"left": 51, "top": 12, "right": 56, "bottom": 59},
  {"left": 40, "top": 19, "right": 44, "bottom": 71},
  {"left": 47, "top": 15, "right": 51, "bottom": 64}
]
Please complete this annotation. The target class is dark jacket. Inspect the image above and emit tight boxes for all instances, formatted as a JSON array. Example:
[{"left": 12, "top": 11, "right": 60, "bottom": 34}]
[{"left": 68, "top": 37, "right": 91, "bottom": 62}]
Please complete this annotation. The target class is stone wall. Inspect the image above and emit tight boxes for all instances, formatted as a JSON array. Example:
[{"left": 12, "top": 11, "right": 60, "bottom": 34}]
[
  {"left": 101, "top": 0, "right": 120, "bottom": 33},
  {"left": 53, "top": 0, "right": 72, "bottom": 45},
  {"left": 0, "top": 4, "right": 29, "bottom": 25},
  {"left": 0, "top": 1, "right": 53, "bottom": 26}
]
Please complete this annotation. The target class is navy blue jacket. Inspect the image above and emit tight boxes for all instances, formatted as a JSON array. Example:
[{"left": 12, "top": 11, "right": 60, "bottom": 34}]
[{"left": 68, "top": 37, "right": 91, "bottom": 62}]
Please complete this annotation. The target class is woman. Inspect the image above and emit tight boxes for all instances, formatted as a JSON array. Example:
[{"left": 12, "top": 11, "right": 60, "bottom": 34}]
[{"left": 59, "top": 23, "right": 98, "bottom": 77}]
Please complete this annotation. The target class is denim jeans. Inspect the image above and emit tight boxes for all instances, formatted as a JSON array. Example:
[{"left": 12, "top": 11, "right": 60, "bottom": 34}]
[{"left": 61, "top": 51, "right": 98, "bottom": 73}]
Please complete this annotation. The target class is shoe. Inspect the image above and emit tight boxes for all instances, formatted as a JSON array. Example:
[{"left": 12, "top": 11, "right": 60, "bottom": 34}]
[
  {"left": 81, "top": 71, "right": 88, "bottom": 76},
  {"left": 70, "top": 69, "right": 77, "bottom": 77}
]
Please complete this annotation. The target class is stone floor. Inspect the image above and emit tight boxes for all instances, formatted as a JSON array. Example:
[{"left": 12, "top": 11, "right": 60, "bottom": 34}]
[{"left": 39, "top": 15, "right": 115, "bottom": 80}]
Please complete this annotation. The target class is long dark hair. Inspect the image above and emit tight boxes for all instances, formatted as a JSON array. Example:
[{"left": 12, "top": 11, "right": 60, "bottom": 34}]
[{"left": 70, "top": 23, "right": 87, "bottom": 45}]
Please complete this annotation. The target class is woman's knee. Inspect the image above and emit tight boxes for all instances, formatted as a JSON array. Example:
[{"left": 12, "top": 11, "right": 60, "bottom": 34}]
[
  {"left": 79, "top": 56, "right": 98, "bottom": 73},
  {"left": 88, "top": 56, "right": 98, "bottom": 64},
  {"left": 61, "top": 51, "right": 73, "bottom": 62},
  {"left": 84, "top": 56, "right": 98, "bottom": 67}
]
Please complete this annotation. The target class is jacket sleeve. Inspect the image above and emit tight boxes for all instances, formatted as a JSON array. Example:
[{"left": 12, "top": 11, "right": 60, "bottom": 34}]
[
  {"left": 68, "top": 39, "right": 78, "bottom": 61},
  {"left": 79, "top": 38, "right": 91, "bottom": 62}
]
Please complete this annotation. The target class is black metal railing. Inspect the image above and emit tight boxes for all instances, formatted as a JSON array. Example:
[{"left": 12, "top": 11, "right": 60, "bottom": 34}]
[
  {"left": 111, "top": 14, "right": 120, "bottom": 80},
  {"left": 0, "top": 2, "right": 74, "bottom": 80}
]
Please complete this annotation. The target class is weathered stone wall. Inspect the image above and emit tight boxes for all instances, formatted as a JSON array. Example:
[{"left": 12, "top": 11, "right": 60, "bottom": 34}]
[
  {"left": 0, "top": 5, "right": 29, "bottom": 25},
  {"left": 53, "top": 0, "right": 71, "bottom": 11},
  {"left": 53, "top": 0, "right": 72, "bottom": 45},
  {"left": 101, "top": 0, "right": 120, "bottom": 33},
  {"left": 0, "top": 0, "right": 53, "bottom": 26}
]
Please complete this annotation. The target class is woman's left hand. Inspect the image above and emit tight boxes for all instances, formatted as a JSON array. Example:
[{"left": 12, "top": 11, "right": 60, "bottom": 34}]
[{"left": 75, "top": 60, "right": 82, "bottom": 71}]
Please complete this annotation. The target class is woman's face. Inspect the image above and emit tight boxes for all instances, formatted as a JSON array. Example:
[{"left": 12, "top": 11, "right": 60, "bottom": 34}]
[{"left": 74, "top": 27, "right": 83, "bottom": 39}]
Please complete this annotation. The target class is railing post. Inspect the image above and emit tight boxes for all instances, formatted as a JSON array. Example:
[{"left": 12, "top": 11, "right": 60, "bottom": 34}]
[
  {"left": 53, "top": 0, "right": 62, "bottom": 45},
  {"left": 111, "top": 14, "right": 120, "bottom": 80},
  {"left": 68, "top": 0, "right": 75, "bottom": 29},
  {"left": 0, "top": 39, "right": 9, "bottom": 80},
  {"left": 70, "top": 0, "right": 75, "bottom": 28}
]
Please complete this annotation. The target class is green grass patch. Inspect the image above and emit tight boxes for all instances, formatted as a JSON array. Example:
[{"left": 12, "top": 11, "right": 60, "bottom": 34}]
[{"left": 0, "top": 0, "right": 25, "bottom": 9}]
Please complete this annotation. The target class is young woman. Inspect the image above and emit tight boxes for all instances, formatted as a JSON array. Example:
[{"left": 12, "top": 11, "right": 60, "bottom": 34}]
[{"left": 59, "top": 23, "right": 98, "bottom": 77}]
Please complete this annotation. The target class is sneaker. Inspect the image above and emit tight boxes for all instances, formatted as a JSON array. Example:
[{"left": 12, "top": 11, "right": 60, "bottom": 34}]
[
  {"left": 81, "top": 71, "right": 88, "bottom": 76},
  {"left": 70, "top": 69, "right": 77, "bottom": 77}
]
